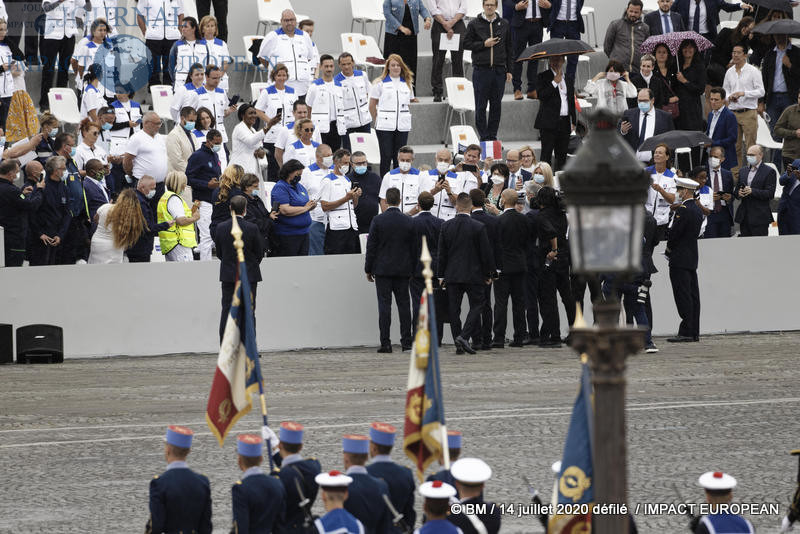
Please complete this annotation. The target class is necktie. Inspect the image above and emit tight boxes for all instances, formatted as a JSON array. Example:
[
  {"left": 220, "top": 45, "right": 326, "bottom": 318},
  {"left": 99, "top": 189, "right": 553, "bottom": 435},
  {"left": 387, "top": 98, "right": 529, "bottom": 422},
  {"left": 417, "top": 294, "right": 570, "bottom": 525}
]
[
  {"left": 662, "top": 13, "right": 671, "bottom": 33},
  {"left": 692, "top": 0, "right": 701, "bottom": 33},
  {"left": 713, "top": 170, "right": 722, "bottom": 212},
  {"left": 566, "top": 0, "right": 573, "bottom": 21},
  {"left": 638, "top": 112, "right": 648, "bottom": 147}
]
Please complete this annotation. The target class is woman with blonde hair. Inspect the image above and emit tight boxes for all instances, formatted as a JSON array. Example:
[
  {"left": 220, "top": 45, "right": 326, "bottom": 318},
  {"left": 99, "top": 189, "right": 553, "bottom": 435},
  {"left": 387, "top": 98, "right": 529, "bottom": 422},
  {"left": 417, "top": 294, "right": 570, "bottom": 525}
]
[
  {"left": 519, "top": 145, "right": 537, "bottom": 174},
  {"left": 532, "top": 161, "right": 555, "bottom": 188},
  {"left": 369, "top": 53, "right": 415, "bottom": 176},
  {"left": 88, "top": 189, "right": 146, "bottom": 264},
  {"left": 198, "top": 15, "right": 232, "bottom": 92},
  {"left": 283, "top": 118, "right": 319, "bottom": 167},
  {"left": 210, "top": 163, "right": 245, "bottom": 238},
  {"left": 156, "top": 171, "right": 201, "bottom": 262}
]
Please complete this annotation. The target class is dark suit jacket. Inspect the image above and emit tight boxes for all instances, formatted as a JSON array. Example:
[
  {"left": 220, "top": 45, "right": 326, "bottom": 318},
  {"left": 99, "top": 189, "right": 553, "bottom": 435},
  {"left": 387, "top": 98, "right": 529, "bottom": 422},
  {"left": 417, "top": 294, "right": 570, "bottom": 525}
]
[
  {"left": 412, "top": 211, "right": 443, "bottom": 278},
  {"left": 503, "top": 0, "right": 550, "bottom": 28},
  {"left": 364, "top": 207, "right": 416, "bottom": 277},
  {"left": 505, "top": 169, "right": 532, "bottom": 190},
  {"left": 761, "top": 45, "right": 800, "bottom": 101},
  {"left": 535, "top": 68, "right": 576, "bottom": 130},
  {"left": 214, "top": 216, "right": 264, "bottom": 283},
  {"left": 83, "top": 179, "right": 109, "bottom": 223},
  {"left": 438, "top": 213, "right": 495, "bottom": 284},
  {"left": 497, "top": 208, "right": 531, "bottom": 274},
  {"left": 148, "top": 467, "right": 212, "bottom": 534},
  {"left": 671, "top": 0, "right": 742, "bottom": 40},
  {"left": 619, "top": 107, "right": 675, "bottom": 153},
  {"left": 642, "top": 211, "right": 659, "bottom": 276},
  {"left": 706, "top": 107, "right": 739, "bottom": 170},
  {"left": 630, "top": 72, "right": 666, "bottom": 108},
  {"left": 666, "top": 199, "right": 703, "bottom": 270},
  {"left": 778, "top": 170, "right": 800, "bottom": 233},
  {"left": 707, "top": 166, "right": 735, "bottom": 220},
  {"left": 735, "top": 164, "right": 778, "bottom": 225},
  {"left": 547, "top": 0, "right": 584, "bottom": 32},
  {"left": 471, "top": 208, "right": 503, "bottom": 272},
  {"left": 231, "top": 473, "right": 286, "bottom": 534},
  {"left": 644, "top": 9, "right": 685, "bottom": 35}
]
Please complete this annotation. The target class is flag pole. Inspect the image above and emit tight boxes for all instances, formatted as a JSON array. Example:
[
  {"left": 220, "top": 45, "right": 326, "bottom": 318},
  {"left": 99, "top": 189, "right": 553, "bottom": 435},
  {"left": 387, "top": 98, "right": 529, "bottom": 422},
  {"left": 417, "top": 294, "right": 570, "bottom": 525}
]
[
  {"left": 231, "top": 211, "right": 274, "bottom": 472},
  {"left": 420, "top": 237, "right": 450, "bottom": 470}
]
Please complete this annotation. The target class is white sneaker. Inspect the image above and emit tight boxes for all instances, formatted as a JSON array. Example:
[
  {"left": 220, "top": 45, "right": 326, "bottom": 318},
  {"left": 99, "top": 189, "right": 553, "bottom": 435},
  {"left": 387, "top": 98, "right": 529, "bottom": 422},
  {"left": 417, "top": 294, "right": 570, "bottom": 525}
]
[{"left": 645, "top": 343, "right": 659, "bottom": 354}]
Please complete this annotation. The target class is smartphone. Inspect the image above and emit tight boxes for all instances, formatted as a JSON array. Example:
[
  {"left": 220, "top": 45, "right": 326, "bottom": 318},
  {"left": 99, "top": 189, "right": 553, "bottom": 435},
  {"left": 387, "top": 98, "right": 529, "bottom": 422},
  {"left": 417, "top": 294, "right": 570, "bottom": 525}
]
[
  {"left": 229, "top": 94, "right": 240, "bottom": 107},
  {"left": 271, "top": 201, "right": 280, "bottom": 213},
  {"left": 275, "top": 108, "right": 283, "bottom": 119},
  {"left": 351, "top": 180, "right": 360, "bottom": 190},
  {"left": 462, "top": 164, "right": 478, "bottom": 172}
]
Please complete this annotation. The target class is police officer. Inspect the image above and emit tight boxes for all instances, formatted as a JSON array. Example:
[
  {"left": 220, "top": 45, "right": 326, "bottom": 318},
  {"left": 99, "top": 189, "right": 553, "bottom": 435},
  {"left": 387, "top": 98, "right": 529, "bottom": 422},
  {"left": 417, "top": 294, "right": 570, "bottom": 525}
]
[
  {"left": 275, "top": 421, "right": 322, "bottom": 534},
  {"left": 666, "top": 177, "right": 704, "bottom": 343},
  {"left": 231, "top": 434, "right": 286, "bottom": 534},
  {"left": 366, "top": 422, "right": 416, "bottom": 534},
  {"left": 29, "top": 156, "right": 71, "bottom": 266},
  {"left": 378, "top": 146, "right": 422, "bottom": 214},
  {"left": 692, "top": 471, "right": 754, "bottom": 533},
  {"left": 416, "top": 481, "right": 461, "bottom": 534},
  {"left": 341, "top": 434, "right": 392, "bottom": 534},
  {"left": 0, "top": 159, "right": 43, "bottom": 266},
  {"left": 319, "top": 148, "right": 361, "bottom": 254},
  {"left": 314, "top": 470, "right": 364, "bottom": 534},
  {"left": 146, "top": 426, "right": 212, "bottom": 534},
  {"left": 446, "top": 458, "right": 501, "bottom": 534},
  {"left": 426, "top": 431, "right": 463, "bottom": 495},
  {"left": 780, "top": 449, "right": 800, "bottom": 533}
]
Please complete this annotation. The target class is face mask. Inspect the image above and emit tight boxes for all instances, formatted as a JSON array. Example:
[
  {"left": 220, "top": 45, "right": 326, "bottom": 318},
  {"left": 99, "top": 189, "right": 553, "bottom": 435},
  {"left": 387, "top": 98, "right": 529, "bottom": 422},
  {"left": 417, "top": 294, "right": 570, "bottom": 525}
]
[
  {"left": 534, "top": 173, "right": 545, "bottom": 184},
  {"left": 69, "top": 147, "right": 77, "bottom": 157},
  {"left": 95, "top": 172, "right": 105, "bottom": 181},
  {"left": 606, "top": 71, "right": 621, "bottom": 82},
  {"left": 183, "top": 121, "right": 195, "bottom": 131},
  {"left": 290, "top": 176, "right": 301, "bottom": 186},
  {"left": 709, "top": 157, "right": 720, "bottom": 169},
  {"left": 354, "top": 165, "right": 368, "bottom": 175},
  {"left": 0, "top": 136, "right": 5, "bottom": 146},
  {"left": 146, "top": 189, "right": 156, "bottom": 199},
  {"left": 398, "top": 161, "right": 412, "bottom": 172},
  {"left": 746, "top": 155, "right": 757, "bottom": 166},
  {"left": 48, "top": 129, "right": 58, "bottom": 139},
  {"left": 101, "top": 122, "right": 112, "bottom": 131},
  {"left": 125, "top": 174, "right": 133, "bottom": 184},
  {"left": 212, "top": 144, "right": 222, "bottom": 153},
  {"left": 252, "top": 189, "right": 260, "bottom": 197},
  {"left": 490, "top": 175, "right": 504, "bottom": 185},
  {"left": 339, "top": 165, "right": 350, "bottom": 175},
  {"left": 638, "top": 102, "right": 650, "bottom": 113},
  {"left": 322, "top": 156, "right": 334, "bottom": 168},
  {"left": 436, "top": 162, "right": 450, "bottom": 174}
]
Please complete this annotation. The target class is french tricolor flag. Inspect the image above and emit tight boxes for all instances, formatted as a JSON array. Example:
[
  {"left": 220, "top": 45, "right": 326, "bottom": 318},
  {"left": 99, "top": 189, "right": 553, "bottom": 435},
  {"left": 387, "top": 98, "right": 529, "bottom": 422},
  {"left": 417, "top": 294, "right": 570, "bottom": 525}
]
[{"left": 480, "top": 140, "right": 503, "bottom": 160}]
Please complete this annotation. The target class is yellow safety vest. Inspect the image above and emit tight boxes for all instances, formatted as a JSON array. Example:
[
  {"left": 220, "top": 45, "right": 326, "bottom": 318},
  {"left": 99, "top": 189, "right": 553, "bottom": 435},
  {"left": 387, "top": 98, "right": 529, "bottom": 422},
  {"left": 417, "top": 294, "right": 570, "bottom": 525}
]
[{"left": 156, "top": 190, "right": 197, "bottom": 254}]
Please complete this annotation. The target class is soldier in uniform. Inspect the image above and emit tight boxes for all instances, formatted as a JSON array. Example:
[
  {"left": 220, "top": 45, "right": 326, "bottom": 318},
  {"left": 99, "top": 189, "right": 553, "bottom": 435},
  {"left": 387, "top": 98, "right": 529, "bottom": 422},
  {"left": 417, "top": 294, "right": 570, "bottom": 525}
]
[
  {"left": 692, "top": 471, "right": 754, "bottom": 533},
  {"left": 275, "top": 421, "right": 322, "bottom": 534},
  {"left": 416, "top": 481, "right": 462, "bottom": 534},
  {"left": 341, "top": 434, "right": 392, "bottom": 534},
  {"left": 365, "top": 422, "right": 416, "bottom": 533},
  {"left": 146, "top": 426, "right": 212, "bottom": 534},
  {"left": 314, "top": 470, "right": 364, "bottom": 534},
  {"left": 666, "top": 177, "right": 704, "bottom": 343},
  {"left": 231, "top": 434, "right": 287, "bottom": 534},
  {"left": 426, "top": 431, "right": 463, "bottom": 494},
  {"left": 446, "top": 458, "right": 501, "bottom": 534},
  {"left": 780, "top": 449, "right": 800, "bottom": 533}
]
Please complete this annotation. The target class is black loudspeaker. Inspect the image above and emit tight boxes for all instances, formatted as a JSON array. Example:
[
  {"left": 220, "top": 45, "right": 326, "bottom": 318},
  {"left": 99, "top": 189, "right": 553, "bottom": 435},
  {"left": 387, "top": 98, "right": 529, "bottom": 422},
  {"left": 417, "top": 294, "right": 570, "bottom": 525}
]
[
  {"left": 16, "top": 324, "right": 64, "bottom": 364},
  {"left": 0, "top": 324, "right": 12, "bottom": 364}
]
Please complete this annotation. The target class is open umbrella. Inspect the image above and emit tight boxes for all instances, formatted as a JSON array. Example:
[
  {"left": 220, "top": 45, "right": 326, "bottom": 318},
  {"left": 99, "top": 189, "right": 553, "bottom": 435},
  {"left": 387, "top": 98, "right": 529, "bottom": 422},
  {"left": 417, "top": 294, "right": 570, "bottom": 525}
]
[
  {"left": 746, "top": 0, "right": 793, "bottom": 12},
  {"left": 638, "top": 130, "right": 713, "bottom": 152},
  {"left": 752, "top": 18, "right": 800, "bottom": 37},
  {"left": 640, "top": 30, "right": 714, "bottom": 57},
  {"left": 517, "top": 38, "right": 594, "bottom": 62}
]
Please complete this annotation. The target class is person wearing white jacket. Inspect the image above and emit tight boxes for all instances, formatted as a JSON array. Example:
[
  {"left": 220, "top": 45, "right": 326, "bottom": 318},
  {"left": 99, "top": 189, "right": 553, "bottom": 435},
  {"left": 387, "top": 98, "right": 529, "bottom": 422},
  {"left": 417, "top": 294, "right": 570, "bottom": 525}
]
[
  {"left": 257, "top": 10, "right": 316, "bottom": 96},
  {"left": 304, "top": 54, "right": 346, "bottom": 152},
  {"left": 230, "top": 104, "right": 279, "bottom": 176},
  {"left": 583, "top": 60, "right": 638, "bottom": 115}
]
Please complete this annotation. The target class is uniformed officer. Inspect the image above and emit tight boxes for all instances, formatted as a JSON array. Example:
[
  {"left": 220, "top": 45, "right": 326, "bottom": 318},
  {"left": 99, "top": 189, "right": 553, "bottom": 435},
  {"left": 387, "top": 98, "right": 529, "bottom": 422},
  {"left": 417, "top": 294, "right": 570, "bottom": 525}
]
[
  {"left": 0, "top": 159, "right": 43, "bottom": 267},
  {"left": 416, "top": 481, "right": 462, "bottom": 534},
  {"left": 666, "top": 177, "right": 704, "bottom": 343},
  {"left": 426, "top": 431, "right": 463, "bottom": 495},
  {"left": 314, "top": 470, "right": 364, "bottom": 534},
  {"left": 692, "top": 471, "right": 754, "bottom": 533},
  {"left": 232, "top": 434, "right": 287, "bottom": 534},
  {"left": 147, "top": 426, "right": 212, "bottom": 534},
  {"left": 276, "top": 421, "right": 322, "bottom": 534},
  {"left": 341, "top": 434, "right": 392, "bottom": 534},
  {"left": 780, "top": 448, "right": 800, "bottom": 533},
  {"left": 446, "top": 458, "right": 501, "bottom": 534},
  {"left": 366, "top": 422, "right": 416, "bottom": 533}
]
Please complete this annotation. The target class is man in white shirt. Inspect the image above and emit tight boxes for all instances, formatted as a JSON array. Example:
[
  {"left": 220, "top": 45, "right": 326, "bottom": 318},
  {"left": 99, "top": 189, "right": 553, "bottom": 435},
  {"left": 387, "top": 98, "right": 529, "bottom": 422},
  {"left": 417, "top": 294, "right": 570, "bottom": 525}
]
[
  {"left": 257, "top": 9, "right": 316, "bottom": 96},
  {"left": 305, "top": 54, "right": 346, "bottom": 152},
  {"left": 39, "top": 0, "right": 80, "bottom": 109},
  {"left": 723, "top": 43, "right": 765, "bottom": 174},
  {"left": 123, "top": 111, "right": 169, "bottom": 210},
  {"left": 454, "top": 144, "right": 485, "bottom": 193},
  {"left": 188, "top": 65, "right": 236, "bottom": 144},
  {"left": 430, "top": 0, "right": 467, "bottom": 102},
  {"left": 335, "top": 52, "right": 373, "bottom": 151},
  {"left": 419, "top": 148, "right": 460, "bottom": 221},
  {"left": 300, "top": 143, "right": 333, "bottom": 255},
  {"left": 137, "top": 0, "right": 185, "bottom": 89},
  {"left": 379, "top": 146, "right": 421, "bottom": 214},
  {"left": 320, "top": 148, "right": 361, "bottom": 254}
]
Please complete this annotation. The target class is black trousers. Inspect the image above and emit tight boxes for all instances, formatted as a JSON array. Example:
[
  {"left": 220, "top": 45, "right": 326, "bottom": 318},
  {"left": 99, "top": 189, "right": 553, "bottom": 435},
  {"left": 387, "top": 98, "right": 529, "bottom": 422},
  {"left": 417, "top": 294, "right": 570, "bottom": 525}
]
[
  {"left": 410, "top": 276, "right": 445, "bottom": 336},
  {"left": 146, "top": 39, "right": 176, "bottom": 88},
  {"left": 571, "top": 274, "right": 601, "bottom": 316},
  {"left": 447, "top": 282, "right": 485, "bottom": 343},
  {"left": 493, "top": 272, "right": 527, "bottom": 343},
  {"left": 274, "top": 233, "right": 309, "bottom": 257},
  {"left": 384, "top": 31, "right": 418, "bottom": 92},
  {"left": 703, "top": 210, "right": 733, "bottom": 238},
  {"left": 375, "top": 275, "right": 412, "bottom": 347},
  {"left": 324, "top": 228, "right": 359, "bottom": 255},
  {"left": 538, "top": 266, "right": 561, "bottom": 342},
  {"left": 220, "top": 281, "right": 257, "bottom": 342},
  {"left": 539, "top": 116, "right": 571, "bottom": 171},
  {"left": 739, "top": 220, "right": 769, "bottom": 236},
  {"left": 60, "top": 218, "right": 89, "bottom": 264},
  {"left": 321, "top": 121, "right": 341, "bottom": 151},
  {"left": 669, "top": 266, "right": 700, "bottom": 338},
  {"left": 265, "top": 142, "right": 280, "bottom": 182},
  {"left": 29, "top": 240, "right": 59, "bottom": 266},
  {"left": 196, "top": 0, "right": 229, "bottom": 40},
  {"left": 554, "top": 263, "right": 575, "bottom": 328},
  {"left": 511, "top": 20, "right": 544, "bottom": 92},
  {"left": 472, "top": 66, "right": 506, "bottom": 141},
  {"left": 126, "top": 253, "right": 151, "bottom": 263},
  {"left": 4, "top": 0, "right": 40, "bottom": 61},
  {"left": 39, "top": 37, "right": 75, "bottom": 108},
  {"left": 524, "top": 266, "right": 540, "bottom": 339},
  {"left": 430, "top": 19, "right": 466, "bottom": 97},
  {"left": 3, "top": 247, "right": 24, "bottom": 267},
  {"left": 473, "top": 283, "right": 493, "bottom": 346}
]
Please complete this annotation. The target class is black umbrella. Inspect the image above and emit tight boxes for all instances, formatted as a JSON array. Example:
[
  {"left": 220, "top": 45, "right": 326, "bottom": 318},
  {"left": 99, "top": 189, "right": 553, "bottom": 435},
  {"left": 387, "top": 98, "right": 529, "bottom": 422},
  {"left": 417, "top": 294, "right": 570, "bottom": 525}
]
[
  {"left": 746, "top": 0, "right": 793, "bottom": 12},
  {"left": 517, "top": 38, "right": 594, "bottom": 62},
  {"left": 752, "top": 18, "right": 800, "bottom": 37},
  {"left": 638, "top": 130, "right": 713, "bottom": 152}
]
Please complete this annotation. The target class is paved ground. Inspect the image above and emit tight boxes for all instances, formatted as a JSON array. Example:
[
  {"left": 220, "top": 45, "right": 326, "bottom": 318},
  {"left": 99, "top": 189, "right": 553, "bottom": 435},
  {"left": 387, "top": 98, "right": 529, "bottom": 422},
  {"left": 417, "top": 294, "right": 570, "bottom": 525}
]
[{"left": 0, "top": 332, "right": 798, "bottom": 533}]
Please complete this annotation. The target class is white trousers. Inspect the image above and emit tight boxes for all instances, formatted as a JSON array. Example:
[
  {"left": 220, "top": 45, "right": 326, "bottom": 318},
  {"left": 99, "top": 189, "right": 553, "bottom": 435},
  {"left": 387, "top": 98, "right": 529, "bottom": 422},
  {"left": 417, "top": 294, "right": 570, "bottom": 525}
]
[
  {"left": 197, "top": 201, "right": 213, "bottom": 260},
  {"left": 165, "top": 245, "right": 194, "bottom": 262}
]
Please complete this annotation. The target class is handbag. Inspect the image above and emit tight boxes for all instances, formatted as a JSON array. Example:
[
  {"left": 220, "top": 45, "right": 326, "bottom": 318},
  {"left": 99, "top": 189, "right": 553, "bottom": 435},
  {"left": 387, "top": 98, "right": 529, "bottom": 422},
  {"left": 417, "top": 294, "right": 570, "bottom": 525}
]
[{"left": 660, "top": 77, "right": 680, "bottom": 119}]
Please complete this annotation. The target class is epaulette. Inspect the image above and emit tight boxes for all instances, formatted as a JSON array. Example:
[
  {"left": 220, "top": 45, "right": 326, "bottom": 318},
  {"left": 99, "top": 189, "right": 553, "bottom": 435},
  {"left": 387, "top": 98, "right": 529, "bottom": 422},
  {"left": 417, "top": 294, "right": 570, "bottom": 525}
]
[
  {"left": 309, "top": 456, "right": 317, "bottom": 460},
  {"left": 235, "top": 480, "right": 242, "bottom": 485},
  {"left": 152, "top": 475, "right": 159, "bottom": 480}
]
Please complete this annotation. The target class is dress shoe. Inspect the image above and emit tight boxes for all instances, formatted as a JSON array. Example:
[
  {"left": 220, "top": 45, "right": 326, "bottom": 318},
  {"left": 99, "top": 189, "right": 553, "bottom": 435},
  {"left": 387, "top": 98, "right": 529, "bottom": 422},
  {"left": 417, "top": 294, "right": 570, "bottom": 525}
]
[
  {"left": 491, "top": 341, "right": 505, "bottom": 349},
  {"left": 377, "top": 345, "right": 392, "bottom": 353},
  {"left": 666, "top": 336, "right": 693, "bottom": 343},
  {"left": 433, "top": 94, "right": 443, "bottom": 102},
  {"left": 401, "top": 345, "right": 412, "bottom": 351},
  {"left": 509, "top": 340, "right": 524, "bottom": 348},
  {"left": 454, "top": 336, "right": 476, "bottom": 354},
  {"left": 480, "top": 343, "right": 492, "bottom": 351},
  {"left": 539, "top": 338, "right": 562, "bottom": 348},
  {"left": 523, "top": 336, "right": 539, "bottom": 346},
  {"left": 514, "top": 90, "right": 523, "bottom": 100},
  {"left": 692, "top": 336, "right": 700, "bottom": 342},
  {"left": 456, "top": 347, "right": 465, "bottom": 355},
  {"left": 527, "top": 90, "right": 537, "bottom": 99},
  {"left": 644, "top": 343, "right": 659, "bottom": 353}
]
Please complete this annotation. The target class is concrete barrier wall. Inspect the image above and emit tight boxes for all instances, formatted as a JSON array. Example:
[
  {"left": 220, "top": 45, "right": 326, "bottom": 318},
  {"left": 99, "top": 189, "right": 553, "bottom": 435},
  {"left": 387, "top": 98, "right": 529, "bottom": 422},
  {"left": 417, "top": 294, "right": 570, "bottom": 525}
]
[{"left": 1, "top": 235, "right": 799, "bottom": 358}]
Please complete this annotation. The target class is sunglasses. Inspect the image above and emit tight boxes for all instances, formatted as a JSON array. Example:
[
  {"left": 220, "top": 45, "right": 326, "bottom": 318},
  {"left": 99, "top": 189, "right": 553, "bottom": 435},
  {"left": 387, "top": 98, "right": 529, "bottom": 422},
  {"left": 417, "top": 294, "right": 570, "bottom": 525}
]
[{"left": 302, "top": 128, "right": 314, "bottom": 132}]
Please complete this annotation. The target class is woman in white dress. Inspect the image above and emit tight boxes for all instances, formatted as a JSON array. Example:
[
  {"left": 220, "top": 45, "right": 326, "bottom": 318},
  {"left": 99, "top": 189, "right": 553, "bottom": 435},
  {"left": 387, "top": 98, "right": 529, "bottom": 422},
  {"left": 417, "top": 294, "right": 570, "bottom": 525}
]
[
  {"left": 230, "top": 104, "right": 279, "bottom": 175},
  {"left": 199, "top": 15, "right": 231, "bottom": 93},
  {"left": 88, "top": 189, "right": 146, "bottom": 264},
  {"left": 283, "top": 118, "right": 319, "bottom": 168}
]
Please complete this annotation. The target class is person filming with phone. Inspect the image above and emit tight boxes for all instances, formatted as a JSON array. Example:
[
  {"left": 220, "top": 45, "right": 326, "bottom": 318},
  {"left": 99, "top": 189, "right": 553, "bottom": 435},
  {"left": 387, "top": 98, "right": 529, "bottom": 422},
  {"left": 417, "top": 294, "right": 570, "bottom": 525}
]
[{"left": 319, "top": 148, "right": 362, "bottom": 255}]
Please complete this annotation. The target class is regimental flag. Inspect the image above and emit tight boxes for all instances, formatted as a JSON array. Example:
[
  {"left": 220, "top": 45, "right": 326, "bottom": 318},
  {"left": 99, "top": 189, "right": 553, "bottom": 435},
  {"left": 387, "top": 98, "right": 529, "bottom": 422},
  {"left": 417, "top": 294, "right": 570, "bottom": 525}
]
[
  {"left": 206, "top": 263, "right": 263, "bottom": 446},
  {"left": 548, "top": 357, "right": 594, "bottom": 533},
  {"left": 480, "top": 140, "right": 503, "bottom": 160},
  {"left": 403, "top": 290, "right": 446, "bottom": 481}
]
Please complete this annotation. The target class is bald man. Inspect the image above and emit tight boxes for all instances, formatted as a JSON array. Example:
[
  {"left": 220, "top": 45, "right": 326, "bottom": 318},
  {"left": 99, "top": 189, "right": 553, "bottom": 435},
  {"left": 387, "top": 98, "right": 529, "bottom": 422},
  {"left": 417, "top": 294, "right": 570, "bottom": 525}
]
[{"left": 257, "top": 10, "right": 317, "bottom": 96}]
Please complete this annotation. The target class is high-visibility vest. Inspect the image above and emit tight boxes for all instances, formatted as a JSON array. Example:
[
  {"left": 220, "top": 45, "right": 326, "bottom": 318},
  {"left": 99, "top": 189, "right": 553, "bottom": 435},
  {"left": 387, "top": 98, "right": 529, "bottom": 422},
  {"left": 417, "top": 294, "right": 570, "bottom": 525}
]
[{"left": 157, "top": 190, "right": 197, "bottom": 254}]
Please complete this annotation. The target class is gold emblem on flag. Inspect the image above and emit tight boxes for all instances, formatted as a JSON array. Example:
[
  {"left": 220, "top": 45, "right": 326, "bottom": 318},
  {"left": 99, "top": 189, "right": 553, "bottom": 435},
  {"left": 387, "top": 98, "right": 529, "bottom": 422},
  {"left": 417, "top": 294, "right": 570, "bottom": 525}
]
[
  {"left": 414, "top": 329, "right": 430, "bottom": 369},
  {"left": 406, "top": 391, "right": 433, "bottom": 424},
  {"left": 245, "top": 357, "right": 255, "bottom": 380},
  {"left": 559, "top": 466, "right": 591, "bottom": 502},
  {"left": 218, "top": 398, "right": 232, "bottom": 423}
]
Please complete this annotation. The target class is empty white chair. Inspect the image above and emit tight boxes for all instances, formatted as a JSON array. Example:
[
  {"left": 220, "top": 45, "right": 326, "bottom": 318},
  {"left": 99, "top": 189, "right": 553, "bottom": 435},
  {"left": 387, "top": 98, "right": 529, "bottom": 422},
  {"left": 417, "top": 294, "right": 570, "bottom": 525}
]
[
  {"left": 47, "top": 88, "right": 81, "bottom": 125},
  {"left": 349, "top": 130, "right": 381, "bottom": 164},
  {"left": 581, "top": 6, "right": 598, "bottom": 48},
  {"left": 465, "top": 0, "right": 482, "bottom": 19},
  {"left": 350, "top": 0, "right": 385, "bottom": 38},
  {"left": 250, "top": 82, "right": 270, "bottom": 102},
  {"left": 243, "top": 34, "right": 268, "bottom": 85},
  {"left": 150, "top": 85, "right": 174, "bottom": 130},
  {"left": 255, "top": 0, "right": 309, "bottom": 35},
  {"left": 675, "top": 146, "right": 693, "bottom": 168},
  {"left": 756, "top": 115, "right": 782, "bottom": 150},
  {"left": 353, "top": 34, "right": 384, "bottom": 68},
  {"left": 341, "top": 32, "right": 363, "bottom": 58},
  {"left": 183, "top": 0, "right": 198, "bottom": 21},
  {"left": 449, "top": 124, "right": 480, "bottom": 151},
  {"left": 441, "top": 77, "right": 474, "bottom": 143}
]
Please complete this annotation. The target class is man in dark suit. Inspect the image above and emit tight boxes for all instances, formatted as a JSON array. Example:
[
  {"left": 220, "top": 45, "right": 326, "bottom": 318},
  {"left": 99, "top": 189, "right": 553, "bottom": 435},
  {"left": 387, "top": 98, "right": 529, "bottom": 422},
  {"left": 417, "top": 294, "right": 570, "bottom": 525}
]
[
  {"left": 547, "top": 0, "right": 584, "bottom": 81},
  {"left": 365, "top": 187, "right": 417, "bottom": 353},
  {"left": 706, "top": 87, "right": 739, "bottom": 171},
  {"left": 504, "top": 149, "right": 532, "bottom": 190},
  {"left": 83, "top": 159, "right": 111, "bottom": 235},
  {"left": 671, "top": 0, "right": 743, "bottom": 41},
  {"left": 778, "top": 158, "right": 800, "bottom": 235},
  {"left": 492, "top": 189, "right": 531, "bottom": 348},
  {"left": 504, "top": 0, "right": 550, "bottom": 100},
  {"left": 535, "top": 55, "right": 576, "bottom": 171},
  {"left": 214, "top": 195, "right": 264, "bottom": 342},
  {"left": 469, "top": 189, "right": 502, "bottom": 351},
  {"left": 666, "top": 177, "right": 704, "bottom": 343},
  {"left": 644, "top": 0, "right": 685, "bottom": 35},
  {"left": 438, "top": 192, "right": 496, "bottom": 355},
  {"left": 231, "top": 435, "right": 286, "bottom": 534},
  {"left": 734, "top": 144, "right": 778, "bottom": 236},
  {"left": 410, "top": 192, "right": 444, "bottom": 328},
  {"left": 619, "top": 88, "right": 675, "bottom": 162},
  {"left": 761, "top": 34, "right": 800, "bottom": 164},
  {"left": 704, "top": 146, "right": 736, "bottom": 238}
]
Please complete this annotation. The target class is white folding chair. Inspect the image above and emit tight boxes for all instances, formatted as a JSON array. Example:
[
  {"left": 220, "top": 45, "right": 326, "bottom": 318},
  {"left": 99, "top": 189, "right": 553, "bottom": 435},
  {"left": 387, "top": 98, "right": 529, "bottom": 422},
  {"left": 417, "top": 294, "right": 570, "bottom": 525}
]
[
  {"left": 449, "top": 124, "right": 480, "bottom": 151},
  {"left": 150, "top": 85, "right": 174, "bottom": 131},
  {"left": 756, "top": 114, "right": 783, "bottom": 164},
  {"left": 462, "top": 49, "right": 472, "bottom": 78},
  {"left": 47, "top": 88, "right": 81, "bottom": 125},
  {"left": 350, "top": 0, "right": 385, "bottom": 39},
  {"left": 256, "top": 0, "right": 309, "bottom": 34},
  {"left": 341, "top": 32, "right": 363, "bottom": 58},
  {"left": 183, "top": 0, "right": 198, "bottom": 21},
  {"left": 250, "top": 82, "right": 270, "bottom": 102},
  {"left": 349, "top": 130, "right": 381, "bottom": 164},
  {"left": 581, "top": 6, "right": 598, "bottom": 48},
  {"left": 243, "top": 34, "right": 268, "bottom": 85},
  {"left": 465, "top": 0, "right": 483, "bottom": 19},
  {"left": 353, "top": 34, "right": 384, "bottom": 68},
  {"left": 642, "top": 0, "right": 659, "bottom": 13},
  {"left": 442, "top": 77, "right": 474, "bottom": 143}
]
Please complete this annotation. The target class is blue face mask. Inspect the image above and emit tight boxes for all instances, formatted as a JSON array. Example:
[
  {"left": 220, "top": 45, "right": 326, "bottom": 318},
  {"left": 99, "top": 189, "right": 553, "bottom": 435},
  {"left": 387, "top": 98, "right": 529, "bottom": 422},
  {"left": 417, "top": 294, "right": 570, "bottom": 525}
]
[
  {"left": 252, "top": 189, "right": 260, "bottom": 197},
  {"left": 638, "top": 101, "right": 650, "bottom": 113},
  {"left": 101, "top": 122, "right": 112, "bottom": 131},
  {"left": 183, "top": 121, "right": 195, "bottom": 131},
  {"left": 48, "top": 129, "right": 58, "bottom": 139},
  {"left": 212, "top": 144, "right": 222, "bottom": 153},
  {"left": 534, "top": 173, "right": 545, "bottom": 184},
  {"left": 354, "top": 165, "right": 368, "bottom": 175},
  {"left": 70, "top": 147, "right": 77, "bottom": 157}
]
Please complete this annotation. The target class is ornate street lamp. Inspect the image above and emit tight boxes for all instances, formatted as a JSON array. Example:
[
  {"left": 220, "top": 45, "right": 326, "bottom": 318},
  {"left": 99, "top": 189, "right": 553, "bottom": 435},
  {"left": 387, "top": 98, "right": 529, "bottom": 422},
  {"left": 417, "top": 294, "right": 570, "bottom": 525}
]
[{"left": 560, "top": 109, "right": 651, "bottom": 534}]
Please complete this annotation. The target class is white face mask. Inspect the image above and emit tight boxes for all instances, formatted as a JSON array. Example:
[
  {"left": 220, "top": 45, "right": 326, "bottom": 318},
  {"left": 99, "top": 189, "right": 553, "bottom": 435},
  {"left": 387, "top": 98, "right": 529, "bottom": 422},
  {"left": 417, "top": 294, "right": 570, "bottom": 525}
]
[
  {"left": 398, "top": 161, "right": 412, "bottom": 172},
  {"left": 339, "top": 165, "right": 350, "bottom": 175},
  {"left": 146, "top": 189, "right": 156, "bottom": 199},
  {"left": 436, "top": 161, "right": 450, "bottom": 174},
  {"left": 490, "top": 175, "right": 504, "bottom": 185},
  {"left": 709, "top": 157, "right": 721, "bottom": 169},
  {"left": 606, "top": 71, "right": 621, "bottom": 82},
  {"left": 322, "top": 156, "right": 333, "bottom": 168}
]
